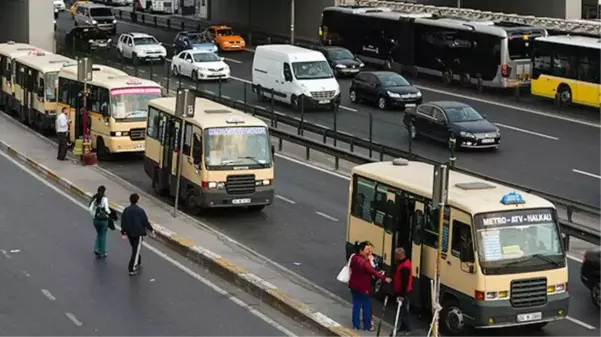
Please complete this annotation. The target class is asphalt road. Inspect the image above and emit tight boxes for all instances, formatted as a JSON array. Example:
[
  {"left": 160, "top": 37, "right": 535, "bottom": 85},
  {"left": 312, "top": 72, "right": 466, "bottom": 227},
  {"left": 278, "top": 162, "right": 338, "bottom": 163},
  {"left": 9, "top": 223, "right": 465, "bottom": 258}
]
[
  {"left": 0, "top": 152, "right": 310, "bottom": 336},
  {"left": 55, "top": 13, "right": 601, "bottom": 208}
]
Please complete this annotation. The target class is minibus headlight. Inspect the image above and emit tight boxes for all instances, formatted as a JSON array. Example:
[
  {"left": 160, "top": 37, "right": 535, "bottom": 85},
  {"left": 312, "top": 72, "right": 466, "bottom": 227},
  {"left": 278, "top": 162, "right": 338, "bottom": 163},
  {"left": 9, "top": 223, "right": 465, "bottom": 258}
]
[{"left": 208, "top": 181, "right": 217, "bottom": 188}]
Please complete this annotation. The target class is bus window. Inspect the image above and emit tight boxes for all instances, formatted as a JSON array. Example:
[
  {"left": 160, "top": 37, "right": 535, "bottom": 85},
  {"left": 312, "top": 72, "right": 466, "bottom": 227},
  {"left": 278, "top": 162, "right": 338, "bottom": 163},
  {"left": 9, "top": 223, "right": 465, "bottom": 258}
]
[
  {"left": 373, "top": 184, "right": 388, "bottom": 226},
  {"left": 182, "top": 123, "right": 193, "bottom": 156},
  {"left": 351, "top": 176, "right": 375, "bottom": 223},
  {"left": 451, "top": 220, "right": 474, "bottom": 262},
  {"left": 147, "top": 106, "right": 160, "bottom": 139},
  {"left": 422, "top": 203, "right": 438, "bottom": 248},
  {"left": 192, "top": 133, "right": 202, "bottom": 165}
]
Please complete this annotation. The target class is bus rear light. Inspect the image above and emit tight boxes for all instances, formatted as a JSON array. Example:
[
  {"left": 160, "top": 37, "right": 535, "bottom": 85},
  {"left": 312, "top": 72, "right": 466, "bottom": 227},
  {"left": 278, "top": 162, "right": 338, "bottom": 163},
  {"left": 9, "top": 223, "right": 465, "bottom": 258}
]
[{"left": 501, "top": 65, "right": 511, "bottom": 78}]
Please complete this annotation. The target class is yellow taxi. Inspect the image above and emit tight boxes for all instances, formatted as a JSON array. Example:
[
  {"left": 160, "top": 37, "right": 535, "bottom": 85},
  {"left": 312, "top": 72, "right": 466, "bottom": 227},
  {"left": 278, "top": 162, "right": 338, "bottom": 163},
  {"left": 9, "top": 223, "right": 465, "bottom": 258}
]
[
  {"left": 204, "top": 25, "right": 246, "bottom": 52},
  {"left": 70, "top": 1, "right": 91, "bottom": 19}
]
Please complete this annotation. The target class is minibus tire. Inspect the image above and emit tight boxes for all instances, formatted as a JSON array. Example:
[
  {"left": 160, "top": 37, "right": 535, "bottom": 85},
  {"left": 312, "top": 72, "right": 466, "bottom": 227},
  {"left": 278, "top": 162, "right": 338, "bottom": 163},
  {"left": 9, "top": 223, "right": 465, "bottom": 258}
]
[
  {"left": 441, "top": 298, "right": 466, "bottom": 335},
  {"left": 96, "top": 137, "right": 108, "bottom": 160}
]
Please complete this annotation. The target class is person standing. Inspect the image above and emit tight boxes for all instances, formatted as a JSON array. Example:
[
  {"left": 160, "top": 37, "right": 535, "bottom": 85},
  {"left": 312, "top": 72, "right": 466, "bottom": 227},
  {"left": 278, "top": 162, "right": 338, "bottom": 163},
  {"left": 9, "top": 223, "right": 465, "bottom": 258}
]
[
  {"left": 56, "top": 107, "right": 69, "bottom": 161},
  {"left": 393, "top": 247, "right": 413, "bottom": 335},
  {"left": 88, "top": 185, "right": 110, "bottom": 258},
  {"left": 349, "top": 241, "right": 391, "bottom": 331},
  {"left": 120, "top": 193, "right": 154, "bottom": 276}
]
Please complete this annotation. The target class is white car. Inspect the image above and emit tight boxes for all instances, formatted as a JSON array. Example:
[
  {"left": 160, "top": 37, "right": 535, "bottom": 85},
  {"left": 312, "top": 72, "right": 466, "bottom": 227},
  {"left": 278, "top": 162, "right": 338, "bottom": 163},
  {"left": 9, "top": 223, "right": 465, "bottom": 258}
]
[
  {"left": 53, "top": 0, "right": 66, "bottom": 11},
  {"left": 171, "top": 50, "right": 230, "bottom": 81},
  {"left": 116, "top": 32, "right": 167, "bottom": 63}
]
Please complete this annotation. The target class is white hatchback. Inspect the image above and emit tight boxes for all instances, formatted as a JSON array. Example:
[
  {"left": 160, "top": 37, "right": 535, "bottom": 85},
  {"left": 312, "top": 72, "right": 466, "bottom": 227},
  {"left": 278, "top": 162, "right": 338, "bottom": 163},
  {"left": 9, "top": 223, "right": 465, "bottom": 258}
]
[
  {"left": 171, "top": 50, "right": 230, "bottom": 81},
  {"left": 53, "top": 0, "right": 66, "bottom": 11},
  {"left": 116, "top": 32, "right": 167, "bottom": 63}
]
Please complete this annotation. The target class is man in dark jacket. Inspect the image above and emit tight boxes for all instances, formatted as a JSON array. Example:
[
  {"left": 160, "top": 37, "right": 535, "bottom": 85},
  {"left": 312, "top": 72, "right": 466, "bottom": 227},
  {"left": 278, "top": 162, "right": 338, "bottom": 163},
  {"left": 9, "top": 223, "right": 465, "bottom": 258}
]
[
  {"left": 393, "top": 247, "right": 413, "bottom": 334},
  {"left": 121, "top": 193, "right": 153, "bottom": 275}
]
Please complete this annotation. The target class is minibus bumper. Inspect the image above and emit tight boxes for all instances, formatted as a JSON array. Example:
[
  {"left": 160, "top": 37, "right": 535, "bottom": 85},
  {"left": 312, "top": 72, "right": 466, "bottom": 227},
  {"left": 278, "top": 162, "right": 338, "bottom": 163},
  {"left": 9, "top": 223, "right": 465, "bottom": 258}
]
[{"left": 200, "top": 186, "right": 274, "bottom": 208}]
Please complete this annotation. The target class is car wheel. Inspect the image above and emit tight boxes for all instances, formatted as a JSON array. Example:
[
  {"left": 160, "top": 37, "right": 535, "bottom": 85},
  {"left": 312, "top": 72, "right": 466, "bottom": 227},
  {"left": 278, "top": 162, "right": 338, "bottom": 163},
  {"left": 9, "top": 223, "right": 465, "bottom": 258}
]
[
  {"left": 349, "top": 89, "right": 359, "bottom": 103},
  {"left": 377, "top": 96, "right": 387, "bottom": 110},
  {"left": 592, "top": 283, "right": 600, "bottom": 308}
]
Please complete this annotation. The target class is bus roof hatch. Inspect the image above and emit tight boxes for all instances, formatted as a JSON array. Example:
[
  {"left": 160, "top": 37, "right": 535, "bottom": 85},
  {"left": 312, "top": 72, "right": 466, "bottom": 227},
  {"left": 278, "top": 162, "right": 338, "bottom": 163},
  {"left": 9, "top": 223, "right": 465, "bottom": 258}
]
[
  {"left": 392, "top": 158, "right": 409, "bottom": 166},
  {"left": 455, "top": 182, "right": 496, "bottom": 190},
  {"left": 205, "top": 109, "right": 232, "bottom": 114}
]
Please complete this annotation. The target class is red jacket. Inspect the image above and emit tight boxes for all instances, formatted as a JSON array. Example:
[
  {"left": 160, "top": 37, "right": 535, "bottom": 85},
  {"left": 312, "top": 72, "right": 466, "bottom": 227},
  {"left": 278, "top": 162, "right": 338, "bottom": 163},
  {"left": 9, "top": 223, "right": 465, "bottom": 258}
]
[
  {"left": 349, "top": 254, "right": 386, "bottom": 295},
  {"left": 393, "top": 258, "right": 413, "bottom": 296}
]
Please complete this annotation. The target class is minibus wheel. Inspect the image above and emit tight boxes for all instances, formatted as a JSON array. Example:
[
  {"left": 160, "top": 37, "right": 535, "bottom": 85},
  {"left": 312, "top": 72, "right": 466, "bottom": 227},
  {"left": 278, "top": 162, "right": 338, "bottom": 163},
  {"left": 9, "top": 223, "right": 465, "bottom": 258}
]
[
  {"left": 185, "top": 190, "right": 202, "bottom": 215},
  {"left": 96, "top": 137, "right": 108, "bottom": 160},
  {"left": 441, "top": 298, "right": 465, "bottom": 335}
]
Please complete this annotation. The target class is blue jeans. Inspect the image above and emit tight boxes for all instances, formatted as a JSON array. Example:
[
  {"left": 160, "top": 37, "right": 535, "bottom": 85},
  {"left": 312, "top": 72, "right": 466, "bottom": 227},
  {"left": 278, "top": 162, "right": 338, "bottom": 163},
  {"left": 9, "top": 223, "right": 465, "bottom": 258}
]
[
  {"left": 93, "top": 219, "right": 108, "bottom": 255},
  {"left": 351, "top": 289, "right": 372, "bottom": 330}
]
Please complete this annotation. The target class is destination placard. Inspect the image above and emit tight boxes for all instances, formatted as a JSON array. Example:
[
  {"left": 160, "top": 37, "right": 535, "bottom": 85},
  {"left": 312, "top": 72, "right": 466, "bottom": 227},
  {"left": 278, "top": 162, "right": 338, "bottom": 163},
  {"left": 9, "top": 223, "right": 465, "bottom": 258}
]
[
  {"left": 476, "top": 209, "right": 554, "bottom": 228},
  {"left": 208, "top": 127, "right": 267, "bottom": 136}
]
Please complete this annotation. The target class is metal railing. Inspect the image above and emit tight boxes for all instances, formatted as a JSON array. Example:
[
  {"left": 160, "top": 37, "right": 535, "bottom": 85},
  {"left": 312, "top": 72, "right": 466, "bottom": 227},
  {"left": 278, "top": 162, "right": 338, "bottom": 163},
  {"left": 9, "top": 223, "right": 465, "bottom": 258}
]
[{"left": 52, "top": 37, "right": 601, "bottom": 246}]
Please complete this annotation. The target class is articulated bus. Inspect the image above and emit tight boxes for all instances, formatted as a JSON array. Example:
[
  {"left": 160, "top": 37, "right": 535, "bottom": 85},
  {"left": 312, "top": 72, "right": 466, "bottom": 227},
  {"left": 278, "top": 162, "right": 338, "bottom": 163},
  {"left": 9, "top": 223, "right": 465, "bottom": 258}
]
[
  {"left": 57, "top": 64, "right": 162, "bottom": 157},
  {"left": 144, "top": 97, "right": 275, "bottom": 212},
  {"left": 346, "top": 159, "right": 568, "bottom": 335},
  {"left": 13, "top": 51, "right": 75, "bottom": 133},
  {"left": 0, "top": 42, "right": 51, "bottom": 114},
  {"left": 531, "top": 35, "right": 601, "bottom": 109},
  {"left": 320, "top": 7, "right": 547, "bottom": 88}
]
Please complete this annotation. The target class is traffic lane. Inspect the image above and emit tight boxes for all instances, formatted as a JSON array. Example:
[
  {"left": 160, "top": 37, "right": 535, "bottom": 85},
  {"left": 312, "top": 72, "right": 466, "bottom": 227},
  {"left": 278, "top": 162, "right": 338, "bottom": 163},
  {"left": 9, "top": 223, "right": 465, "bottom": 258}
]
[
  {"left": 0, "top": 261, "right": 84, "bottom": 335},
  {"left": 100, "top": 156, "right": 352, "bottom": 299},
  {"left": 568, "top": 258, "right": 600, "bottom": 329},
  {"left": 0, "top": 154, "right": 286, "bottom": 336}
]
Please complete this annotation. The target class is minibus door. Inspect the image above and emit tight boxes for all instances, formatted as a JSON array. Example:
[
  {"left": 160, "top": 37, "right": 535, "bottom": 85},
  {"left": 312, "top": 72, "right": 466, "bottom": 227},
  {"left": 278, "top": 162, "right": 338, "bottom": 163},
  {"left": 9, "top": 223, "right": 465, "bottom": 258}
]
[
  {"left": 160, "top": 117, "right": 179, "bottom": 192},
  {"left": 409, "top": 202, "right": 425, "bottom": 309}
]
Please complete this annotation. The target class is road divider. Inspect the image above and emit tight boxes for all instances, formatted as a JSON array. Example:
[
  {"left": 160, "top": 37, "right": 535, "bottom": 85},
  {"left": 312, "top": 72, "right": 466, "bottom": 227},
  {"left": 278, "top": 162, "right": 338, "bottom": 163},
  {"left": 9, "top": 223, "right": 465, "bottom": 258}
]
[{"left": 0, "top": 139, "right": 359, "bottom": 337}]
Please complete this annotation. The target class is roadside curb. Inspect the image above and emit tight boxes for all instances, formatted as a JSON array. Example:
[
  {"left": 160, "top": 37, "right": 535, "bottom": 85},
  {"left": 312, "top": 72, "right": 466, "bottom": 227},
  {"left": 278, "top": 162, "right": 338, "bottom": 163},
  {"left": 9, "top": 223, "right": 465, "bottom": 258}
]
[{"left": 0, "top": 140, "right": 359, "bottom": 337}]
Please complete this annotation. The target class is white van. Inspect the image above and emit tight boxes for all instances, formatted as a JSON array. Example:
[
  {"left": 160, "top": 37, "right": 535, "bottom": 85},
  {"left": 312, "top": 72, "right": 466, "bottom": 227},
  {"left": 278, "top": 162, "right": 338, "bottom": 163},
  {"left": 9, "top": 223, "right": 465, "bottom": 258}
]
[{"left": 251, "top": 45, "right": 340, "bottom": 111}]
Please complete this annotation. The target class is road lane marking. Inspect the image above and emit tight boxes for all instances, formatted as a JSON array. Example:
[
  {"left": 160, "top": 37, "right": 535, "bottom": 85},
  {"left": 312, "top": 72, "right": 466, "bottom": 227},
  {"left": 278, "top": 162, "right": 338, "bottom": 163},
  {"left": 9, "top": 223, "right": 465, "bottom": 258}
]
[
  {"left": 572, "top": 169, "right": 601, "bottom": 180},
  {"left": 65, "top": 312, "right": 83, "bottom": 327},
  {"left": 0, "top": 151, "right": 296, "bottom": 336},
  {"left": 315, "top": 211, "right": 339, "bottom": 222},
  {"left": 41, "top": 289, "right": 56, "bottom": 301},
  {"left": 566, "top": 315, "right": 596, "bottom": 330},
  {"left": 494, "top": 123, "right": 559, "bottom": 140},
  {"left": 225, "top": 58, "right": 242, "bottom": 64},
  {"left": 275, "top": 195, "right": 296, "bottom": 204},
  {"left": 22, "top": 270, "right": 31, "bottom": 277},
  {"left": 567, "top": 253, "right": 583, "bottom": 262},
  {"left": 339, "top": 105, "right": 357, "bottom": 112},
  {"left": 222, "top": 95, "right": 231, "bottom": 99},
  {"left": 0, "top": 249, "right": 10, "bottom": 259}
]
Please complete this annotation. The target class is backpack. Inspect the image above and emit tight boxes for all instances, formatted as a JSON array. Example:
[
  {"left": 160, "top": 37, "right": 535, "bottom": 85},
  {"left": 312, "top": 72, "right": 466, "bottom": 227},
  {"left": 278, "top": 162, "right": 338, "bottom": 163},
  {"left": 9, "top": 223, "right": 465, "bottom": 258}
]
[{"left": 93, "top": 198, "right": 109, "bottom": 221}]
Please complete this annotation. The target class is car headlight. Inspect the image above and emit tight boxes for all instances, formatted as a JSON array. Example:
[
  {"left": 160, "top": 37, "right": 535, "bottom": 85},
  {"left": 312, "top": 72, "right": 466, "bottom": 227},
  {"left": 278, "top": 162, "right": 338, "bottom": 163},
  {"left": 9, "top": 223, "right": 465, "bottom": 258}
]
[
  {"left": 359, "top": 63, "right": 365, "bottom": 67},
  {"left": 88, "top": 39, "right": 93, "bottom": 43},
  {"left": 112, "top": 19, "right": 117, "bottom": 24},
  {"left": 335, "top": 64, "right": 346, "bottom": 69},
  {"left": 92, "top": 20, "right": 97, "bottom": 24},
  {"left": 460, "top": 131, "right": 475, "bottom": 138},
  {"left": 416, "top": 91, "right": 422, "bottom": 97},
  {"left": 387, "top": 91, "right": 401, "bottom": 98}
]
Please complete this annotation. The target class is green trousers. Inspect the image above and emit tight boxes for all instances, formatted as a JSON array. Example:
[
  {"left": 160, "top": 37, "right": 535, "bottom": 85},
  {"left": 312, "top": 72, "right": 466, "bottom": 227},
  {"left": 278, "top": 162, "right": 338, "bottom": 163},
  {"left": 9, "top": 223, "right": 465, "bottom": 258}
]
[{"left": 93, "top": 219, "right": 109, "bottom": 255}]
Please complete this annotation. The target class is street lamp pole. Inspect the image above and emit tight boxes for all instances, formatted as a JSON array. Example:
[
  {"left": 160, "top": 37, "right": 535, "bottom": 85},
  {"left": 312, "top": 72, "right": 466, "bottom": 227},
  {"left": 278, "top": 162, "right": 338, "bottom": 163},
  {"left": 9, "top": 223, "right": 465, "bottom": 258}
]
[{"left": 290, "top": 0, "right": 295, "bottom": 44}]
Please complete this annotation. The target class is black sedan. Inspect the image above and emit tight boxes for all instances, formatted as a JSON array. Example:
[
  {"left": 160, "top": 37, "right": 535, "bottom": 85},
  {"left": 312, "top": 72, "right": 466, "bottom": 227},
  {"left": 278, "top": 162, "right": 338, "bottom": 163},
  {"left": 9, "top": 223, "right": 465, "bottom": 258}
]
[
  {"left": 581, "top": 247, "right": 600, "bottom": 308},
  {"left": 315, "top": 46, "right": 364, "bottom": 77},
  {"left": 403, "top": 101, "right": 501, "bottom": 149},
  {"left": 349, "top": 71, "right": 422, "bottom": 110}
]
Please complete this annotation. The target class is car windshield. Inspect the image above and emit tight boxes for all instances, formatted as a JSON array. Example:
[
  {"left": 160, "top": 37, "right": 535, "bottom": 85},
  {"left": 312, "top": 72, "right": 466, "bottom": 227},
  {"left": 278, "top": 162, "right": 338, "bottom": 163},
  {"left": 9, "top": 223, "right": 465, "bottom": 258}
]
[
  {"left": 204, "top": 127, "right": 272, "bottom": 169},
  {"left": 90, "top": 8, "right": 113, "bottom": 17},
  {"left": 192, "top": 52, "right": 220, "bottom": 62},
  {"left": 475, "top": 209, "right": 564, "bottom": 266},
  {"left": 216, "top": 28, "right": 234, "bottom": 36},
  {"left": 291, "top": 61, "right": 334, "bottom": 80},
  {"left": 110, "top": 87, "right": 161, "bottom": 120},
  {"left": 45, "top": 71, "right": 59, "bottom": 102},
  {"left": 377, "top": 73, "right": 410, "bottom": 87},
  {"left": 187, "top": 34, "right": 204, "bottom": 43},
  {"left": 327, "top": 48, "right": 354, "bottom": 60},
  {"left": 133, "top": 37, "right": 159, "bottom": 45},
  {"left": 445, "top": 106, "right": 484, "bottom": 122}
]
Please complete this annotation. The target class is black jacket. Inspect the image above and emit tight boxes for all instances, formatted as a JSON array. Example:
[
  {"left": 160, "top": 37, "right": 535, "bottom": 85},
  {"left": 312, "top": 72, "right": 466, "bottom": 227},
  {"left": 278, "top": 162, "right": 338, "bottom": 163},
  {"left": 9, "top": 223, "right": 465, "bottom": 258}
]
[{"left": 120, "top": 204, "right": 153, "bottom": 237}]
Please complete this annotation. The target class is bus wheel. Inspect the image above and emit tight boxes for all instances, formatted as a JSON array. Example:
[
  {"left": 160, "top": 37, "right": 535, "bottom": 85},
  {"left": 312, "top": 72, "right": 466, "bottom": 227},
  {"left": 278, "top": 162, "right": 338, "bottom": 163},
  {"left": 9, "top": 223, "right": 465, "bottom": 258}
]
[
  {"left": 96, "top": 137, "right": 108, "bottom": 161},
  {"left": 441, "top": 298, "right": 466, "bottom": 335},
  {"left": 556, "top": 84, "right": 572, "bottom": 107},
  {"left": 185, "top": 190, "right": 202, "bottom": 215}
]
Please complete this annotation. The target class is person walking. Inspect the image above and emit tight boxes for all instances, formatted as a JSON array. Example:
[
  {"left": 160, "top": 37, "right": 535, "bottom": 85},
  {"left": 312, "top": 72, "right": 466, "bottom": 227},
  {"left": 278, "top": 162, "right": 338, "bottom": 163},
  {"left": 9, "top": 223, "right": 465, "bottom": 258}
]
[
  {"left": 120, "top": 193, "right": 154, "bottom": 276},
  {"left": 56, "top": 107, "right": 69, "bottom": 161},
  {"left": 349, "top": 241, "right": 391, "bottom": 331},
  {"left": 392, "top": 247, "right": 413, "bottom": 335},
  {"left": 88, "top": 185, "right": 110, "bottom": 258}
]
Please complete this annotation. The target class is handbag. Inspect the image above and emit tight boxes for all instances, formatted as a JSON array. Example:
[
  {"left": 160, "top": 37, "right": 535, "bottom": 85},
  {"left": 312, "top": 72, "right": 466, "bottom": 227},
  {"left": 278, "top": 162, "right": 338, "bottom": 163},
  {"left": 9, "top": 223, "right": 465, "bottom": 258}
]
[{"left": 336, "top": 253, "right": 355, "bottom": 283}]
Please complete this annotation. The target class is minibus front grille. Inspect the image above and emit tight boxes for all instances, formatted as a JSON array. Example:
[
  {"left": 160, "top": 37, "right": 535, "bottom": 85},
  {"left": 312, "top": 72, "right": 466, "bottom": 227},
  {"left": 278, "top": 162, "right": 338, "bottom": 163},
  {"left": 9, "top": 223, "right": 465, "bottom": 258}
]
[
  {"left": 510, "top": 277, "right": 547, "bottom": 308},
  {"left": 226, "top": 174, "right": 255, "bottom": 195},
  {"left": 129, "top": 128, "right": 146, "bottom": 141}
]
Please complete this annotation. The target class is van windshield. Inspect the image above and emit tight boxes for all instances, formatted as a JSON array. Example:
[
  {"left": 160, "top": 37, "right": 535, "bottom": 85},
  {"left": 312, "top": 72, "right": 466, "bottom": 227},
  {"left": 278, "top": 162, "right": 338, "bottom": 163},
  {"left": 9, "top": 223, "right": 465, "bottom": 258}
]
[
  {"left": 90, "top": 7, "right": 113, "bottom": 17},
  {"left": 291, "top": 61, "right": 334, "bottom": 80}
]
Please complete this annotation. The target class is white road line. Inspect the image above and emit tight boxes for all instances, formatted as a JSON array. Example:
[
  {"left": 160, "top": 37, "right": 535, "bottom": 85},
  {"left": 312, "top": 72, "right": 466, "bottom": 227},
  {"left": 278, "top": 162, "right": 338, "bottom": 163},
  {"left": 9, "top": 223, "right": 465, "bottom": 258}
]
[
  {"left": 138, "top": 69, "right": 146, "bottom": 73},
  {"left": 0, "top": 249, "right": 10, "bottom": 259},
  {"left": 494, "top": 123, "right": 559, "bottom": 140},
  {"left": 222, "top": 95, "right": 231, "bottom": 99},
  {"left": 275, "top": 194, "right": 296, "bottom": 204},
  {"left": 275, "top": 152, "right": 350, "bottom": 181},
  {"left": 225, "top": 58, "right": 242, "bottom": 64},
  {"left": 41, "top": 289, "right": 56, "bottom": 301},
  {"left": 0, "top": 151, "right": 295, "bottom": 336},
  {"left": 567, "top": 253, "right": 583, "bottom": 263},
  {"left": 231, "top": 75, "right": 251, "bottom": 84},
  {"left": 339, "top": 105, "right": 357, "bottom": 112},
  {"left": 22, "top": 270, "right": 31, "bottom": 277},
  {"left": 566, "top": 315, "right": 596, "bottom": 330},
  {"left": 315, "top": 211, "right": 339, "bottom": 222},
  {"left": 65, "top": 312, "right": 83, "bottom": 327},
  {"left": 572, "top": 169, "right": 601, "bottom": 180}
]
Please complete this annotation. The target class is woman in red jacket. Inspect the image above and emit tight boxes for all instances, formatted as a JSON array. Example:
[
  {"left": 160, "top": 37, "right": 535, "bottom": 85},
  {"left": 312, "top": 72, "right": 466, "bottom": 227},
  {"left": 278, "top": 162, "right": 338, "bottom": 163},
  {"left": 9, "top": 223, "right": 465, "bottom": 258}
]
[{"left": 349, "top": 241, "right": 391, "bottom": 331}]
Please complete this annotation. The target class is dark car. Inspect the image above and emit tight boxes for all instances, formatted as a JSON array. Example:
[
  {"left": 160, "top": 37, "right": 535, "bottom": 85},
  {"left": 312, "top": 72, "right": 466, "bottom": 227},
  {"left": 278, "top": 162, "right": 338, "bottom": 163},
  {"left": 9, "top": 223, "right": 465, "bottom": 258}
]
[
  {"left": 349, "top": 71, "right": 422, "bottom": 110},
  {"left": 403, "top": 101, "right": 501, "bottom": 149},
  {"left": 581, "top": 247, "right": 600, "bottom": 308},
  {"left": 172, "top": 31, "right": 218, "bottom": 55},
  {"left": 65, "top": 27, "right": 112, "bottom": 53},
  {"left": 315, "top": 46, "right": 364, "bottom": 77}
]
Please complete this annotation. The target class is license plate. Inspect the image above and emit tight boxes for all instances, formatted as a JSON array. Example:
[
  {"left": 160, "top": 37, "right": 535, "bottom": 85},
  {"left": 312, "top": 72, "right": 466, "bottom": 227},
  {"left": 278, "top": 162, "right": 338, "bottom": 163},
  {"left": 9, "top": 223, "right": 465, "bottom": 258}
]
[
  {"left": 232, "top": 198, "right": 251, "bottom": 205},
  {"left": 405, "top": 103, "right": 417, "bottom": 107},
  {"left": 318, "top": 100, "right": 330, "bottom": 104},
  {"left": 517, "top": 312, "right": 542, "bottom": 322},
  {"left": 481, "top": 138, "right": 495, "bottom": 144}
]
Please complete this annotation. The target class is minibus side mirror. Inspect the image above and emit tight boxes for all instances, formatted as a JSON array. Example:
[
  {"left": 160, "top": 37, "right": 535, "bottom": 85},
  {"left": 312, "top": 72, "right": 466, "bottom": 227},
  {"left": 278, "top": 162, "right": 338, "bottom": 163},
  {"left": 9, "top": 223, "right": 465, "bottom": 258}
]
[
  {"left": 271, "top": 144, "right": 275, "bottom": 157},
  {"left": 459, "top": 246, "right": 474, "bottom": 263},
  {"left": 100, "top": 105, "right": 109, "bottom": 118}
]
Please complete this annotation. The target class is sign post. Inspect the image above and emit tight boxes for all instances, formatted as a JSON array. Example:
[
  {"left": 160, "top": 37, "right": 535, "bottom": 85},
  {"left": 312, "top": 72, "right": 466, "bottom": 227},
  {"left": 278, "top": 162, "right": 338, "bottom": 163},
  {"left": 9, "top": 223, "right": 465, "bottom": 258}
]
[
  {"left": 172, "top": 89, "right": 196, "bottom": 217},
  {"left": 429, "top": 163, "right": 449, "bottom": 337},
  {"left": 77, "top": 57, "right": 97, "bottom": 165}
]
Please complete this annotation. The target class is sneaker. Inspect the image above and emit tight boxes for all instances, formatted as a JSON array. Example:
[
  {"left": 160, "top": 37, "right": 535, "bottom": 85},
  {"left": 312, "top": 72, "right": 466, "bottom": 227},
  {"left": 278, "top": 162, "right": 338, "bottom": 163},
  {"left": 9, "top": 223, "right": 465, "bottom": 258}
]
[{"left": 129, "top": 270, "right": 138, "bottom": 276}]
